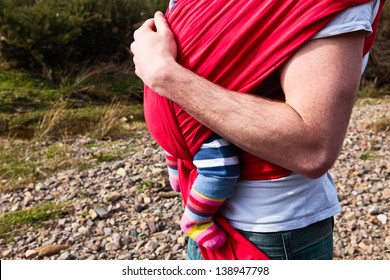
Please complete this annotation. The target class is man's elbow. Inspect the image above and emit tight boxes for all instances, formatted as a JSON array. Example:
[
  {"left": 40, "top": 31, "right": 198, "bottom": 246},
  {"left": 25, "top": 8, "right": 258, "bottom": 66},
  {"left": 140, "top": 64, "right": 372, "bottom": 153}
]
[{"left": 298, "top": 149, "right": 338, "bottom": 179}]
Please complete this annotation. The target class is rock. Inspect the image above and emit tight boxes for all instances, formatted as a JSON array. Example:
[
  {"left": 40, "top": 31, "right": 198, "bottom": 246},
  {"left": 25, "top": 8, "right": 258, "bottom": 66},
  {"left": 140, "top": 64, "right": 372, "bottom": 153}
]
[
  {"left": 89, "top": 209, "right": 98, "bottom": 220},
  {"left": 118, "top": 254, "right": 131, "bottom": 260},
  {"left": 112, "top": 161, "right": 125, "bottom": 169},
  {"left": 95, "top": 207, "right": 109, "bottom": 219},
  {"left": 367, "top": 205, "right": 381, "bottom": 215},
  {"left": 144, "top": 240, "right": 158, "bottom": 252},
  {"left": 134, "top": 203, "right": 145, "bottom": 213},
  {"left": 58, "top": 252, "right": 77, "bottom": 260},
  {"left": 377, "top": 214, "right": 387, "bottom": 225},
  {"left": 112, "top": 233, "right": 122, "bottom": 244},
  {"left": 156, "top": 223, "right": 165, "bottom": 232},
  {"left": 104, "top": 228, "right": 112, "bottom": 236},
  {"left": 25, "top": 250, "right": 38, "bottom": 259},
  {"left": 78, "top": 226, "right": 90, "bottom": 235},
  {"left": 177, "top": 237, "right": 186, "bottom": 246},
  {"left": 10, "top": 202, "right": 20, "bottom": 212},
  {"left": 35, "top": 182, "right": 48, "bottom": 191},
  {"left": 38, "top": 244, "right": 69, "bottom": 257},
  {"left": 135, "top": 241, "right": 145, "bottom": 250},
  {"left": 143, "top": 196, "right": 152, "bottom": 204},
  {"left": 26, "top": 235, "right": 36, "bottom": 243},
  {"left": 41, "top": 238, "right": 56, "bottom": 247},
  {"left": 2, "top": 250, "right": 12, "bottom": 257},
  {"left": 104, "top": 192, "right": 121, "bottom": 203},
  {"left": 116, "top": 168, "right": 127, "bottom": 177},
  {"left": 358, "top": 241, "right": 373, "bottom": 254},
  {"left": 122, "top": 234, "right": 131, "bottom": 245},
  {"left": 105, "top": 242, "right": 121, "bottom": 251},
  {"left": 143, "top": 148, "right": 153, "bottom": 157},
  {"left": 147, "top": 220, "right": 157, "bottom": 234},
  {"left": 58, "top": 218, "right": 67, "bottom": 226},
  {"left": 382, "top": 188, "right": 390, "bottom": 199}
]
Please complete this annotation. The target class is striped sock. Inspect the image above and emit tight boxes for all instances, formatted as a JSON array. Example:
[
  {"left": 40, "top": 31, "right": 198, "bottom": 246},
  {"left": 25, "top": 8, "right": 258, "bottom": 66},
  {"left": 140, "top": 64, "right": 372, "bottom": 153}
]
[
  {"left": 181, "top": 189, "right": 226, "bottom": 249},
  {"left": 165, "top": 151, "right": 180, "bottom": 192}
]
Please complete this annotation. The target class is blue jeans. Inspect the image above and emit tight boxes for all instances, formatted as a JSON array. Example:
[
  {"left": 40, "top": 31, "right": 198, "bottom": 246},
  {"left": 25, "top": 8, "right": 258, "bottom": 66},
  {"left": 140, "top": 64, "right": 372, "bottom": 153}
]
[{"left": 186, "top": 217, "right": 334, "bottom": 260}]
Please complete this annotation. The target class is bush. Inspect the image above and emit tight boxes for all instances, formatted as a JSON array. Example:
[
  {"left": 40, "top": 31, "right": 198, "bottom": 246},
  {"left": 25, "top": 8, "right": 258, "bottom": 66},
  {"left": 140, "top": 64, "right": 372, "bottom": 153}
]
[
  {"left": 362, "top": 2, "right": 390, "bottom": 89},
  {"left": 0, "top": 0, "right": 146, "bottom": 81}
]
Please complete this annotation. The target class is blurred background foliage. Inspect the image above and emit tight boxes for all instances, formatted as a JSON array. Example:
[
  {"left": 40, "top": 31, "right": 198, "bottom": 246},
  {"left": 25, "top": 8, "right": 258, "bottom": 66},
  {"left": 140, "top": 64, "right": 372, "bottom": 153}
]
[
  {"left": 0, "top": 0, "right": 388, "bottom": 90},
  {"left": 361, "top": 1, "right": 390, "bottom": 91},
  {"left": 0, "top": 0, "right": 168, "bottom": 82}
]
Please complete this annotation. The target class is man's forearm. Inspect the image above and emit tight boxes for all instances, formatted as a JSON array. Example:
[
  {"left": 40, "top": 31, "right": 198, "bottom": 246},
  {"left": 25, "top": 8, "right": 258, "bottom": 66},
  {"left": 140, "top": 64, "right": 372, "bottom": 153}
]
[{"left": 154, "top": 62, "right": 330, "bottom": 178}]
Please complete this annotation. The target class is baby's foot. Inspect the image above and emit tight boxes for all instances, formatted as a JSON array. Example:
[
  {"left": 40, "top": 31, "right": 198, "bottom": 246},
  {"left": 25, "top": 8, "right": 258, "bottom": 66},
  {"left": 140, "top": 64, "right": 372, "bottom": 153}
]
[{"left": 180, "top": 189, "right": 227, "bottom": 249}]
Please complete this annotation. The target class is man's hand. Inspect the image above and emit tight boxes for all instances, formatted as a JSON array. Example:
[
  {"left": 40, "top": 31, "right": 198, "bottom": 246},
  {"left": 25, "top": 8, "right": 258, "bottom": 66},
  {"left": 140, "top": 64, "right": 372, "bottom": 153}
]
[{"left": 130, "top": 11, "right": 177, "bottom": 91}]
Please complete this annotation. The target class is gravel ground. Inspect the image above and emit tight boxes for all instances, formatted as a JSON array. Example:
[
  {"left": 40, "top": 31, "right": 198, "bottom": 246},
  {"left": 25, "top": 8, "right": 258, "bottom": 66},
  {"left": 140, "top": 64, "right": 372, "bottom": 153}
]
[{"left": 0, "top": 98, "right": 389, "bottom": 260}]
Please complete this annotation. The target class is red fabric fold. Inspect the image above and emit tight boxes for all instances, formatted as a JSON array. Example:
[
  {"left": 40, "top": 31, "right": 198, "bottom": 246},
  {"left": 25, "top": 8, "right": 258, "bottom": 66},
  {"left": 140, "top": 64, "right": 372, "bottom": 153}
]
[{"left": 144, "top": 0, "right": 385, "bottom": 260}]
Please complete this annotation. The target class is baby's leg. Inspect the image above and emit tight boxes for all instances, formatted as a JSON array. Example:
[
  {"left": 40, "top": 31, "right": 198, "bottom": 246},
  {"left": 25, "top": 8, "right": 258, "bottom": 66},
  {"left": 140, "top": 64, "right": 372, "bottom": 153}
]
[
  {"left": 181, "top": 134, "right": 239, "bottom": 249},
  {"left": 181, "top": 185, "right": 231, "bottom": 249},
  {"left": 165, "top": 151, "right": 180, "bottom": 192}
]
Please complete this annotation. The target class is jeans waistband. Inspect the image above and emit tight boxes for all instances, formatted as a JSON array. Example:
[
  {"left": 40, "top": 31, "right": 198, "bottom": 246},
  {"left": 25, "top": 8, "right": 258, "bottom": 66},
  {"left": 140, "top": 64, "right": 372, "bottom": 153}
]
[{"left": 237, "top": 217, "right": 333, "bottom": 251}]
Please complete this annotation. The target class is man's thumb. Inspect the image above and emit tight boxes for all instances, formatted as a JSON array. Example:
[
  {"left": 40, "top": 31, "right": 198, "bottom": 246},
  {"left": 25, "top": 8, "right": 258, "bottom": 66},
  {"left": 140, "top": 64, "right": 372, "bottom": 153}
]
[{"left": 154, "top": 11, "right": 169, "bottom": 32}]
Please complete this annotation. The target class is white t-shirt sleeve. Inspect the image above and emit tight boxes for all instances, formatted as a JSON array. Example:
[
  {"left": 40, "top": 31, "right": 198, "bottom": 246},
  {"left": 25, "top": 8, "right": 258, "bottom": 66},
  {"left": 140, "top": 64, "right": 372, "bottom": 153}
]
[
  {"left": 312, "top": 0, "right": 380, "bottom": 39},
  {"left": 311, "top": 0, "right": 380, "bottom": 74}
]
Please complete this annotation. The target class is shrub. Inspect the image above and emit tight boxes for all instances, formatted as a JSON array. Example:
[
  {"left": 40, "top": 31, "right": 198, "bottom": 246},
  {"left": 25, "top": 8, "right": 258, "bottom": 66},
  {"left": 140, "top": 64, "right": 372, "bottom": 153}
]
[
  {"left": 0, "top": 0, "right": 146, "bottom": 81},
  {"left": 362, "top": 2, "right": 390, "bottom": 89}
]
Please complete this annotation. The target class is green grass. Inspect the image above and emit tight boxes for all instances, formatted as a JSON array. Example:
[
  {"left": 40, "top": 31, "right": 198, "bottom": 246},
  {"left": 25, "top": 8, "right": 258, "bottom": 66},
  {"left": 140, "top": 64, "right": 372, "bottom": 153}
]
[
  {"left": 0, "top": 69, "right": 61, "bottom": 114},
  {"left": 0, "top": 67, "right": 144, "bottom": 140},
  {"left": 363, "top": 117, "right": 390, "bottom": 133},
  {"left": 0, "top": 202, "right": 72, "bottom": 241},
  {"left": 1, "top": 103, "right": 143, "bottom": 139},
  {"left": 0, "top": 139, "right": 86, "bottom": 191},
  {"left": 371, "top": 118, "right": 390, "bottom": 132},
  {"left": 358, "top": 82, "right": 390, "bottom": 99},
  {"left": 360, "top": 149, "right": 375, "bottom": 161}
]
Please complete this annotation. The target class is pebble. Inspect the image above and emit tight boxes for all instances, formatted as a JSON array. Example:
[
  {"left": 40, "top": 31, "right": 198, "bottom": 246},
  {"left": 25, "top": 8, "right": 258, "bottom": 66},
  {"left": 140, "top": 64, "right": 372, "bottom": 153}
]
[
  {"left": 116, "top": 168, "right": 127, "bottom": 177},
  {"left": 78, "top": 227, "right": 90, "bottom": 235},
  {"left": 2, "top": 250, "right": 12, "bottom": 257},
  {"left": 144, "top": 240, "right": 158, "bottom": 252},
  {"left": 103, "top": 228, "right": 112, "bottom": 236},
  {"left": 177, "top": 237, "right": 186, "bottom": 246},
  {"left": 377, "top": 214, "right": 387, "bottom": 225},
  {"left": 25, "top": 249, "right": 38, "bottom": 259},
  {"left": 95, "top": 208, "right": 109, "bottom": 219},
  {"left": 105, "top": 242, "right": 121, "bottom": 251},
  {"left": 10, "top": 203, "right": 20, "bottom": 212},
  {"left": 89, "top": 209, "right": 98, "bottom": 220},
  {"left": 382, "top": 188, "right": 390, "bottom": 199},
  {"left": 104, "top": 192, "right": 121, "bottom": 203},
  {"left": 35, "top": 182, "right": 48, "bottom": 191},
  {"left": 143, "top": 148, "right": 154, "bottom": 157},
  {"left": 58, "top": 252, "right": 77, "bottom": 260}
]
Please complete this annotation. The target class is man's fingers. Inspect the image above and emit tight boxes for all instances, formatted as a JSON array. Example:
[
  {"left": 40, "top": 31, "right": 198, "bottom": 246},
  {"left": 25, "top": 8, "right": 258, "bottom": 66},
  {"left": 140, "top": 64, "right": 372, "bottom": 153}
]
[
  {"left": 134, "top": 19, "right": 156, "bottom": 39},
  {"left": 154, "top": 11, "right": 170, "bottom": 33},
  {"left": 129, "top": 41, "right": 135, "bottom": 54}
]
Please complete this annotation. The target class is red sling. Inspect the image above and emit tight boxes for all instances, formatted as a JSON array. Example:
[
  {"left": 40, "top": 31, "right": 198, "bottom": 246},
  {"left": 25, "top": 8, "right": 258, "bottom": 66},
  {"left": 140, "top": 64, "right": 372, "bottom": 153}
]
[{"left": 144, "top": 0, "right": 385, "bottom": 260}]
